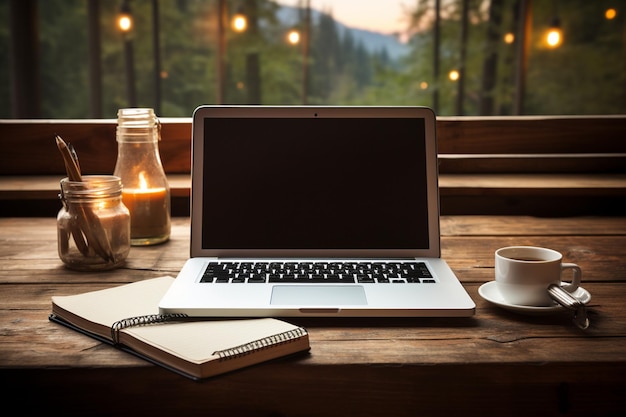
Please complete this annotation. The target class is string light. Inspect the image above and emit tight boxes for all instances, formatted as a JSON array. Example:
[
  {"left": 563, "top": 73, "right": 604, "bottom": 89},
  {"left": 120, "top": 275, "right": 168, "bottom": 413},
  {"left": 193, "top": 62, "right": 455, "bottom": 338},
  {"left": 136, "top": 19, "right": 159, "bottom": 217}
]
[
  {"left": 118, "top": 15, "right": 132, "bottom": 32},
  {"left": 287, "top": 29, "right": 301, "bottom": 45},
  {"left": 117, "top": 0, "right": 132, "bottom": 33},
  {"left": 605, "top": 8, "right": 617, "bottom": 20},
  {"left": 545, "top": 18, "right": 562, "bottom": 48},
  {"left": 232, "top": 10, "right": 247, "bottom": 32}
]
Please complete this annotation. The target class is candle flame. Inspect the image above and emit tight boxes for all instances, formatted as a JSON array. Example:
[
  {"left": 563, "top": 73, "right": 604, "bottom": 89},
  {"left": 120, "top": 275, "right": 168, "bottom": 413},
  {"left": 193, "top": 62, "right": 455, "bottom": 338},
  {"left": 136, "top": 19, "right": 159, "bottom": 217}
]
[{"left": 139, "top": 171, "right": 148, "bottom": 190}]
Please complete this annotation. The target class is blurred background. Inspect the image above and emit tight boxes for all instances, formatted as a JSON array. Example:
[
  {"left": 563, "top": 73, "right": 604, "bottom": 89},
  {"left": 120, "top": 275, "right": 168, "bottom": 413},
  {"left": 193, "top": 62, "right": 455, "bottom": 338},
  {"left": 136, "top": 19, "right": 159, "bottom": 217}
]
[{"left": 1, "top": 0, "right": 624, "bottom": 118}]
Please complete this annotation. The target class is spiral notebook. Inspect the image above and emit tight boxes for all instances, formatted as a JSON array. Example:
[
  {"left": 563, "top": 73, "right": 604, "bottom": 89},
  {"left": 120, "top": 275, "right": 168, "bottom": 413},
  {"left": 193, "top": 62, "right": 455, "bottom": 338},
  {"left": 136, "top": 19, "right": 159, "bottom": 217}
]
[{"left": 49, "top": 277, "right": 310, "bottom": 380}]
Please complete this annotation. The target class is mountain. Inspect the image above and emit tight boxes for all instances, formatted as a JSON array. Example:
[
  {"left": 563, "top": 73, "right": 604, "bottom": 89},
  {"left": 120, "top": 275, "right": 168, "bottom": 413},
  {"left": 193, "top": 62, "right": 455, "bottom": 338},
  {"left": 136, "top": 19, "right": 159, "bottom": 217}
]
[{"left": 276, "top": 6, "right": 410, "bottom": 61}]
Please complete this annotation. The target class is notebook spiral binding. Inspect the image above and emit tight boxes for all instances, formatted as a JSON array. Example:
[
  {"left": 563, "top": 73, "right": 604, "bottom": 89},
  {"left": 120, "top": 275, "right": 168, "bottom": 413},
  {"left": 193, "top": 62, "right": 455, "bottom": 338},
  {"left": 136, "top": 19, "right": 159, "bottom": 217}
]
[
  {"left": 111, "top": 313, "right": 189, "bottom": 344},
  {"left": 213, "top": 327, "right": 308, "bottom": 360}
]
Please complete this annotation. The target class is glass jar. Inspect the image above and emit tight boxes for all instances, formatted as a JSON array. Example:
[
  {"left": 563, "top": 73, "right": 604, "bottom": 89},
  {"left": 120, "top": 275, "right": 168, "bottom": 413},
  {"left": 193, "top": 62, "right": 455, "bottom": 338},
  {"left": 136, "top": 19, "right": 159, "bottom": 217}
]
[
  {"left": 57, "top": 175, "right": 130, "bottom": 271},
  {"left": 113, "top": 108, "right": 171, "bottom": 246}
]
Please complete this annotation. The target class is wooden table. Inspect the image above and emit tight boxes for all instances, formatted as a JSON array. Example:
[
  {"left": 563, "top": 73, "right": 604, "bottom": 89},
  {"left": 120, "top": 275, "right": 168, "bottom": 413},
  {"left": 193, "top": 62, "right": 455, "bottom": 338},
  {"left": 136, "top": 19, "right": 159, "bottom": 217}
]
[{"left": 1, "top": 216, "right": 625, "bottom": 416}]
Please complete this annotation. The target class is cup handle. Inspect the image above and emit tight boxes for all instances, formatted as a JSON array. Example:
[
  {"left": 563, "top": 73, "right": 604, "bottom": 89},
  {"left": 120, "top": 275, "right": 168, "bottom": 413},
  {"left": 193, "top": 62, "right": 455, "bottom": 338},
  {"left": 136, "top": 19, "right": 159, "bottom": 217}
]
[{"left": 560, "top": 263, "right": 582, "bottom": 292}]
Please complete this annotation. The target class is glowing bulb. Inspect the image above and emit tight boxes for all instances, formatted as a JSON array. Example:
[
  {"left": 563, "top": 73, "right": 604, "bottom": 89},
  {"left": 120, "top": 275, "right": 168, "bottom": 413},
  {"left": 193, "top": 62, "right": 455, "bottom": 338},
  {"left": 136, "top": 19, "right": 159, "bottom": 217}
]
[
  {"left": 420, "top": 81, "right": 428, "bottom": 90},
  {"left": 504, "top": 32, "right": 515, "bottom": 44},
  {"left": 605, "top": 8, "right": 617, "bottom": 20},
  {"left": 546, "top": 28, "right": 562, "bottom": 48},
  {"left": 448, "top": 70, "right": 460, "bottom": 81},
  {"left": 232, "top": 15, "right": 247, "bottom": 32},
  {"left": 118, "top": 14, "right": 132, "bottom": 32},
  {"left": 287, "top": 30, "right": 300, "bottom": 45}
]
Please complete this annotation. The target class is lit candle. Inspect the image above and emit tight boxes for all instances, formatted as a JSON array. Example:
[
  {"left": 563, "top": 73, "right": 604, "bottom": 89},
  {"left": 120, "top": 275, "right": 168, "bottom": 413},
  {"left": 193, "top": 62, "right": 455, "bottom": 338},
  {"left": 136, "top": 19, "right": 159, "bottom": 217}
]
[{"left": 121, "top": 172, "right": 170, "bottom": 245}]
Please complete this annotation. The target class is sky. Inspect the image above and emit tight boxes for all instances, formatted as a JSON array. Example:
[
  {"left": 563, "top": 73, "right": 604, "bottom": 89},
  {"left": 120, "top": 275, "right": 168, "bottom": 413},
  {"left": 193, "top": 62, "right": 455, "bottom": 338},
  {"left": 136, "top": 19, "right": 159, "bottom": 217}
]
[{"left": 274, "top": 0, "right": 414, "bottom": 35}]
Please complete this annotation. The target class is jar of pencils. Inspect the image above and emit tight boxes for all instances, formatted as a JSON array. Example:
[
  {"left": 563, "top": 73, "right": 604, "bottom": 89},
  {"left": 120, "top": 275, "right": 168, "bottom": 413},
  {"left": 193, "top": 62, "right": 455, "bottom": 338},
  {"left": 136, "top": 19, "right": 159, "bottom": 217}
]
[
  {"left": 57, "top": 175, "right": 130, "bottom": 271},
  {"left": 114, "top": 108, "right": 171, "bottom": 246}
]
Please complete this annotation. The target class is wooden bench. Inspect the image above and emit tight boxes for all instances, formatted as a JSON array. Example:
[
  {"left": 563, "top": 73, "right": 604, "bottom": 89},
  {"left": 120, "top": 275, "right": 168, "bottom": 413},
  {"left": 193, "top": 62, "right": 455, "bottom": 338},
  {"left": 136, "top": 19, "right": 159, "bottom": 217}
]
[{"left": 1, "top": 116, "right": 625, "bottom": 216}]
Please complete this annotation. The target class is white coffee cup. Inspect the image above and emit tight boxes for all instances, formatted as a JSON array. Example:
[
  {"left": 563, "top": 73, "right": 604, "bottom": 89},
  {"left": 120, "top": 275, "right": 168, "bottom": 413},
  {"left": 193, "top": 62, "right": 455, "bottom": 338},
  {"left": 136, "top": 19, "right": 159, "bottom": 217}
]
[{"left": 495, "top": 246, "right": 582, "bottom": 306}]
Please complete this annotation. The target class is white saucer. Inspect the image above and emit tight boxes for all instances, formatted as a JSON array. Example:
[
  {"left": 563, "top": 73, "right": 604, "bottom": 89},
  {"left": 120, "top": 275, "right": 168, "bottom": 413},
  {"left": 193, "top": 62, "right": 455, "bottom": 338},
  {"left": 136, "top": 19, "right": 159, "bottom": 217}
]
[{"left": 478, "top": 281, "right": 591, "bottom": 315}]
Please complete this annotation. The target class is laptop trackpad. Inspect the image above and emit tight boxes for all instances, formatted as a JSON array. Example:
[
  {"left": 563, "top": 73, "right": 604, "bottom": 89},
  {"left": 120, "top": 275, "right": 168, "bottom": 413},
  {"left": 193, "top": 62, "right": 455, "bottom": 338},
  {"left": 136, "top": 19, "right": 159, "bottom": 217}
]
[{"left": 270, "top": 285, "right": 367, "bottom": 305}]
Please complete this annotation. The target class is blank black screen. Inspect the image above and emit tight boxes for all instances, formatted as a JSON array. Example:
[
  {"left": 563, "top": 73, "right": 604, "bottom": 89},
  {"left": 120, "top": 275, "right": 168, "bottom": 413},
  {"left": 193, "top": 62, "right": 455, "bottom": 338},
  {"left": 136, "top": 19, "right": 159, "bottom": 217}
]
[{"left": 201, "top": 117, "right": 430, "bottom": 250}]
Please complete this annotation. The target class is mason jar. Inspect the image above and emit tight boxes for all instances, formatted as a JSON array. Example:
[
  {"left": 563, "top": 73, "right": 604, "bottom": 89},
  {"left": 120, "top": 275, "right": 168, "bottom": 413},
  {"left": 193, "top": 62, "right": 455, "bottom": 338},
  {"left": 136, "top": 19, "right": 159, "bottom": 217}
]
[
  {"left": 113, "top": 108, "right": 171, "bottom": 246},
  {"left": 57, "top": 175, "right": 130, "bottom": 271}
]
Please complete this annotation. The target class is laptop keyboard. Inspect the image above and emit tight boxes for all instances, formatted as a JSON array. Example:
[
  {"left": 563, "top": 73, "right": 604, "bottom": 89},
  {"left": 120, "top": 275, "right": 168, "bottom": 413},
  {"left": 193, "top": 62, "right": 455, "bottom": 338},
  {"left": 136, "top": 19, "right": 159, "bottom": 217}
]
[{"left": 200, "top": 261, "right": 435, "bottom": 284}]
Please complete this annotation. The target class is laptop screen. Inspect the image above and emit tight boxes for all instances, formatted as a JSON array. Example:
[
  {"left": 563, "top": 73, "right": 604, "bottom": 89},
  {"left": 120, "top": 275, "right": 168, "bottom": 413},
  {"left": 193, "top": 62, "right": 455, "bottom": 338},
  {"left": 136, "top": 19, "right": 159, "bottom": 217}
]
[{"left": 197, "top": 113, "right": 432, "bottom": 252}]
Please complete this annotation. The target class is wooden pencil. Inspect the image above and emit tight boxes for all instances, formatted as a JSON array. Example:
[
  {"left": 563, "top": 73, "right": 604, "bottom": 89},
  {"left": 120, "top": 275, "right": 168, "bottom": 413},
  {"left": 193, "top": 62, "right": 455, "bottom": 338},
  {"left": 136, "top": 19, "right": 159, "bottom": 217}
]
[{"left": 55, "top": 135, "right": 115, "bottom": 264}]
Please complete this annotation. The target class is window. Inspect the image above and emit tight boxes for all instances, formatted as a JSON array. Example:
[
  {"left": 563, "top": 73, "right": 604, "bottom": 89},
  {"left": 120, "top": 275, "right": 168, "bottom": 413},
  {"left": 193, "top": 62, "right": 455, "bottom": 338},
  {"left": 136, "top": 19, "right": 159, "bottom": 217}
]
[{"left": 1, "top": 0, "right": 624, "bottom": 118}]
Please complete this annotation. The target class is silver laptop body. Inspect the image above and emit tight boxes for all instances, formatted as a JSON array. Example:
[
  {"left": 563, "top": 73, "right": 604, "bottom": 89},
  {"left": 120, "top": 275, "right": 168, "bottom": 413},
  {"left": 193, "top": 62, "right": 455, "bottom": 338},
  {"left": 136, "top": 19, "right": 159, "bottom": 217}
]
[{"left": 159, "top": 105, "right": 475, "bottom": 317}]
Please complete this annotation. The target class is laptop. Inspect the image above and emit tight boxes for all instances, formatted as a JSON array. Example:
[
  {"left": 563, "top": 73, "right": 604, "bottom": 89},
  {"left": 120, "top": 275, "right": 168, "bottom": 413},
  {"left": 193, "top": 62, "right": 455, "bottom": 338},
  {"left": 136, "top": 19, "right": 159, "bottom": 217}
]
[{"left": 159, "top": 105, "right": 475, "bottom": 317}]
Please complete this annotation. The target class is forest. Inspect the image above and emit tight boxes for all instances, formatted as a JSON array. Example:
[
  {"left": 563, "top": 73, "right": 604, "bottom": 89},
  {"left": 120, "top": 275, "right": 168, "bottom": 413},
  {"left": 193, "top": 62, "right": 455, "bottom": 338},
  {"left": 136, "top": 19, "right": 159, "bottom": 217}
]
[{"left": 1, "top": 0, "right": 624, "bottom": 118}]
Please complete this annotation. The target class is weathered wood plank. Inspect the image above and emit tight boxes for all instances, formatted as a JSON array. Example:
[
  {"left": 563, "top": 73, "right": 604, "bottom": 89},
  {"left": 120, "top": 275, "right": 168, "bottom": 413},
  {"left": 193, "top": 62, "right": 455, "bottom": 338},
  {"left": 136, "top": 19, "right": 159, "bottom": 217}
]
[
  {"left": 1, "top": 215, "right": 625, "bottom": 417},
  {"left": 2, "top": 116, "right": 625, "bottom": 175},
  {"left": 1, "top": 217, "right": 625, "bottom": 284},
  {"left": 2, "top": 237, "right": 624, "bottom": 283},
  {"left": 439, "top": 173, "right": 626, "bottom": 195},
  {"left": 0, "top": 118, "right": 191, "bottom": 175},
  {"left": 436, "top": 116, "right": 626, "bottom": 154},
  {"left": 2, "top": 173, "right": 624, "bottom": 217},
  {"left": 2, "top": 283, "right": 625, "bottom": 368},
  {"left": 438, "top": 153, "right": 626, "bottom": 173},
  {"left": 440, "top": 215, "right": 626, "bottom": 236},
  {"left": 0, "top": 174, "right": 191, "bottom": 200},
  {"left": 0, "top": 241, "right": 623, "bottom": 284},
  {"left": 3, "top": 173, "right": 625, "bottom": 201},
  {"left": 3, "top": 215, "right": 626, "bottom": 238}
]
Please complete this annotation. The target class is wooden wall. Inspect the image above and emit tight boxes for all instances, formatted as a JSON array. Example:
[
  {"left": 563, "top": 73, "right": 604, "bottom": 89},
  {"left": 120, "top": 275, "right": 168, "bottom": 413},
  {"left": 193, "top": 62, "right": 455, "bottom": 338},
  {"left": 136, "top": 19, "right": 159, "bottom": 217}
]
[{"left": 1, "top": 116, "right": 625, "bottom": 216}]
